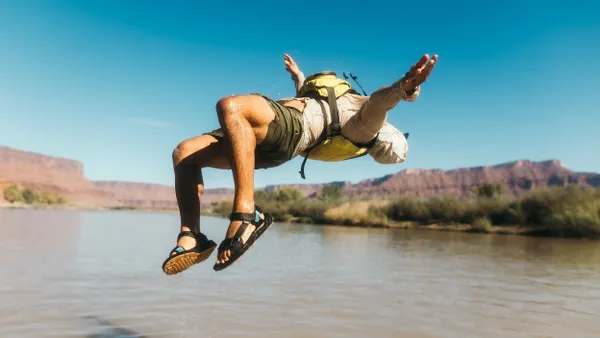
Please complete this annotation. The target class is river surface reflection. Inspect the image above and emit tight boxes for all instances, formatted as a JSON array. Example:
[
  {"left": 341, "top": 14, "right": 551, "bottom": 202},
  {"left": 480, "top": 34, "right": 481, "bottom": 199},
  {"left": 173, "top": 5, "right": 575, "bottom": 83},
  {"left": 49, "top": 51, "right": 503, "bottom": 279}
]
[{"left": 0, "top": 209, "right": 599, "bottom": 337}]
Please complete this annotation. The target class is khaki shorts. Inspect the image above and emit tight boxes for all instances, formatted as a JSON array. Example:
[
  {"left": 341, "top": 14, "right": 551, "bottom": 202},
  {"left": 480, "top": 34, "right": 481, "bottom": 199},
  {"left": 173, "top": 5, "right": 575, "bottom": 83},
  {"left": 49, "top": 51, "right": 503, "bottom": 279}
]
[{"left": 204, "top": 94, "right": 304, "bottom": 169}]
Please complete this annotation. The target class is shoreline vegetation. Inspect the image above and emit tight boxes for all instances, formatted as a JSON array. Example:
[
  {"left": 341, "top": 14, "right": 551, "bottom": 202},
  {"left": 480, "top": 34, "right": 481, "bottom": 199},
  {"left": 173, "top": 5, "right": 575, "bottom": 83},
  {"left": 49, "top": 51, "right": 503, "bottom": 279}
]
[
  {"left": 202, "top": 184, "right": 600, "bottom": 240},
  {"left": 3, "top": 183, "right": 600, "bottom": 240},
  {"left": 2, "top": 184, "right": 68, "bottom": 207}
]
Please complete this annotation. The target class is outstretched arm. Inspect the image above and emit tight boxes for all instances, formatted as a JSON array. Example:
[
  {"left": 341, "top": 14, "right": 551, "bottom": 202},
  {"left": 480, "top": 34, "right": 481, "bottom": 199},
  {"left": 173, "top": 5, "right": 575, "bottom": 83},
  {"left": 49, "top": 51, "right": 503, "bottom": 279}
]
[
  {"left": 283, "top": 54, "right": 305, "bottom": 95},
  {"left": 363, "top": 56, "right": 438, "bottom": 164},
  {"left": 370, "top": 54, "right": 438, "bottom": 107},
  {"left": 361, "top": 54, "right": 438, "bottom": 117},
  {"left": 345, "top": 54, "right": 438, "bottom": 144}
]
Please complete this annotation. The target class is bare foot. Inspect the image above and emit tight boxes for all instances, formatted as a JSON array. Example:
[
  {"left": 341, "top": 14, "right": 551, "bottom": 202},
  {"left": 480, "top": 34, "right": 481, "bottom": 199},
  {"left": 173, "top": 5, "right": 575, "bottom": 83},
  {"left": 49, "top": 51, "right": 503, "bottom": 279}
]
[
  {"left": 215, "top": 213, "right": 265, "bottom": 266},
  {"left": 170, "top": 235, "right": 196, "bottom": 255},
  {"left": 162, "top": 230, "right": 217, "bottom": 275}
]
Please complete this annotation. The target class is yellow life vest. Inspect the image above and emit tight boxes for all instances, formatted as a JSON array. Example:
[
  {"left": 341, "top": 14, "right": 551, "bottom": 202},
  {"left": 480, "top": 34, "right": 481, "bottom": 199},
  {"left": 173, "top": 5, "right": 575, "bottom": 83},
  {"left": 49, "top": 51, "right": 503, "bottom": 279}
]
[
  {"left": 297, "top": 71, "right": 354, "bottom": 99},
  {"left": 295, "top": 71, "right": 378, "bottom": 179}
]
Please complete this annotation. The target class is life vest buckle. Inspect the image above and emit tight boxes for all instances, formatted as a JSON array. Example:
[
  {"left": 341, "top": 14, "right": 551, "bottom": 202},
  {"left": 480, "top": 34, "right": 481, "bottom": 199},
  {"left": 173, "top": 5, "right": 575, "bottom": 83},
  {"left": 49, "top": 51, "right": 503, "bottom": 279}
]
[{"left": 331, "top": 122, "right": 341, "bottom": 135}]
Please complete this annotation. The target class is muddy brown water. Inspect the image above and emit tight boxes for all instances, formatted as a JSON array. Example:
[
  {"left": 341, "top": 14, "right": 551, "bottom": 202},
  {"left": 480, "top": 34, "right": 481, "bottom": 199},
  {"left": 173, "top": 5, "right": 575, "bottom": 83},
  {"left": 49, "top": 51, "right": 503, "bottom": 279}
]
[{"left": 1, "top": 208, "right": 599, "bottom": 337}]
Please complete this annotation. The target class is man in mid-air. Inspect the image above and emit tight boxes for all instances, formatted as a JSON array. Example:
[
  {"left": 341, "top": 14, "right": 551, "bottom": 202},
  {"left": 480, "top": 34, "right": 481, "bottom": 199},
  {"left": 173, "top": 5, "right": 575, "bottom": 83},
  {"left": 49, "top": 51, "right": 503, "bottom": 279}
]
[{"left": 161, "top": 52, "right": 438, "bottom": 274}]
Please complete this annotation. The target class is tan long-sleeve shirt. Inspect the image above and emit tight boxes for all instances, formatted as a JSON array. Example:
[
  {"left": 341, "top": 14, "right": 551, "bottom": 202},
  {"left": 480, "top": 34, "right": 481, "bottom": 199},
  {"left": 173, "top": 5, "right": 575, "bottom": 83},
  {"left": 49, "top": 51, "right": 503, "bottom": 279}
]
[{"left": 281, "top": 72, "right": 419, "bottom": 164}]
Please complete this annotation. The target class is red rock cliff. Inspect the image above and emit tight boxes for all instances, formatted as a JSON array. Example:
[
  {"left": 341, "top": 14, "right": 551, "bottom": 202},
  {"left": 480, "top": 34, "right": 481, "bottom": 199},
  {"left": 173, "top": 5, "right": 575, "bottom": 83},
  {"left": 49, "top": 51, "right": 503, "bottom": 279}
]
[
  {"left": 1, "top": 146, "right": 598, "bottom": 209},
  {"left": 0, "top": 146, "right": 118, "bottom": 207}
]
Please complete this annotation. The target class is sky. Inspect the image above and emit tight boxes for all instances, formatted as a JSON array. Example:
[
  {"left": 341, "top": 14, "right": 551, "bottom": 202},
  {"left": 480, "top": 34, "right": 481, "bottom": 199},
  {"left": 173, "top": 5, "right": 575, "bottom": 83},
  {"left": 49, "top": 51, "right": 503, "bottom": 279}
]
[{"left": 0, "top": 0, "right": 599, "bottom": 189}]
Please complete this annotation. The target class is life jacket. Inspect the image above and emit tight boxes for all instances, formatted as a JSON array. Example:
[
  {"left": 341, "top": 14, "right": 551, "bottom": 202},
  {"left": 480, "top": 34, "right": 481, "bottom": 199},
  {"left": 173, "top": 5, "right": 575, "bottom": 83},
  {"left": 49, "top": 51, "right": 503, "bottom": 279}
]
[{"left": 295, "top": 71, "right": 379, "bottom": 179}]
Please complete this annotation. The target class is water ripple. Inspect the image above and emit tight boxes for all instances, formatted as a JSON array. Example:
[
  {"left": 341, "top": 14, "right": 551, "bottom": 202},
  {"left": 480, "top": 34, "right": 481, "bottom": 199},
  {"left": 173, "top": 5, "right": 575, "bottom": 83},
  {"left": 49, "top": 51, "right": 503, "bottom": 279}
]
[{"left": 1, "top": 209, "right": 600, "bottom": 337}]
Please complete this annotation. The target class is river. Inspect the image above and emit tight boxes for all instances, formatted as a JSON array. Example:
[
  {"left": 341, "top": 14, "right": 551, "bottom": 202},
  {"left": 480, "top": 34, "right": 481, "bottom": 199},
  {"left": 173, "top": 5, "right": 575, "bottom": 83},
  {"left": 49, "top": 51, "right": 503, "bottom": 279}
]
[{"left": 0, "top": 208, "right": 599, "bottom": 337}]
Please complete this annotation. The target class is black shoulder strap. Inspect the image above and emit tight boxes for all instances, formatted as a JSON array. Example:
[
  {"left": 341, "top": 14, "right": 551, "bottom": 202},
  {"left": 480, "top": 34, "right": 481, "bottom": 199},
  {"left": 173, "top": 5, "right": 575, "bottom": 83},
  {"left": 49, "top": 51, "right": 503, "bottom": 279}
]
[
  {"left": 298, "top": 86, "right": 347, "bottom": 180},
  {"left": 315, "top": 99, "right": 329, "bottom": 141},
  {"left": 326, "top": 87, "right": 341, "bottom": 136}
]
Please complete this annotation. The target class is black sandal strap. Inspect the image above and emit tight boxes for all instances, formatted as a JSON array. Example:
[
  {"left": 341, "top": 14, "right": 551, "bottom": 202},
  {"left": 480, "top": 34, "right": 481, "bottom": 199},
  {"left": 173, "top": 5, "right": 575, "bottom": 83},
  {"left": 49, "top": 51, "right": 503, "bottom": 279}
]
[
  {"left": 229, "top": 212, "right": 256, "bottom": 223},
  {"left": 176, "top": 230, "right": 208, "bottom": 243},
  {"left": 177, "top": 231, "right": 195, "bottom": 241},
  {"left": 229, "top": 205, "right": 265, "bottom": 224},
  {"left": 218, "top": 222, "right": 251, "bottom": 251},
  {"left": 220, "top": 204, "right": 269, "bottom": 253}
]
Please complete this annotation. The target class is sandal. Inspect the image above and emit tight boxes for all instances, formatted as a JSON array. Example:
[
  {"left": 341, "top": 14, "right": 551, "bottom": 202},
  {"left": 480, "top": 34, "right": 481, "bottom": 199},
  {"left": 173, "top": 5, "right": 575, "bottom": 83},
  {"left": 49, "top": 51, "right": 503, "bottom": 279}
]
[
  {"left": 162, "top": 231, "right": 217, "bottom": 275},
  {"left": 213, "top": 205, "right": 273, "bottom": 272}
]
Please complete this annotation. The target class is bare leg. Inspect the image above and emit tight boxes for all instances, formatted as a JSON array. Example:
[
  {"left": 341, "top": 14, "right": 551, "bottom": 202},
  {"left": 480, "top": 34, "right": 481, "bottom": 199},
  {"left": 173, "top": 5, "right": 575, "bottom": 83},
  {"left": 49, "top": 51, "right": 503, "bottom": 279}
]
[
  {"left": 213, "top": 94, "right": 275, "bottom": 267},
  {"left": 162, "top": 134, "right": 230, "bottom": 274},
  {"left": 171, "top": 134, "right": 230, "bottom": 251}
]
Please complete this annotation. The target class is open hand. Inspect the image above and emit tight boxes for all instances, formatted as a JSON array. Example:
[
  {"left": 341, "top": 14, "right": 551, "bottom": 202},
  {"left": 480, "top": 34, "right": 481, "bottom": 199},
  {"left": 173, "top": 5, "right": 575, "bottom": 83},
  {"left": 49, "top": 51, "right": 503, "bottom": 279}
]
[
  {"left": 403, "top": 54, "right": 438, "bottom": 92},
  {"left": 284, "top": 54, "right": 301, "bottom": 76}
]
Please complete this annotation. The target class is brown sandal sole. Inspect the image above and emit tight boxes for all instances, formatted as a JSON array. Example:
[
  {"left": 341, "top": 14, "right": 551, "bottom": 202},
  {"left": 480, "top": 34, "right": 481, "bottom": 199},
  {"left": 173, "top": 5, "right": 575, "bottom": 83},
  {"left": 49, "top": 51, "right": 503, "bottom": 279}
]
[{"left": 162, "top": 244, "right": 216, "bottom": 275}]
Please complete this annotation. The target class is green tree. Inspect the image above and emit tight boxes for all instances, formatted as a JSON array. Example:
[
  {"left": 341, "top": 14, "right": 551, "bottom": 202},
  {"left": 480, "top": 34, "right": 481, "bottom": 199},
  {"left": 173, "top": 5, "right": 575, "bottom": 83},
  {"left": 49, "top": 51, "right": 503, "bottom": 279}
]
[
  {"left": 39, "top": 192, "right": 53, "bottom": 204},
  {"left": 21, "top": 188, "right": 37, "bottom": 204},
  {"left": 55, "top": 195, "right": 67, "bottom": 205},
  {"left": 38, "top": 192, "right": 68, "bottom": 205},
  {"left": 472, "top": 183, "right": 503, "bottom": 198},
  {"left": 321, "top": 184, "right": 342, "bottom": 202},
  {"left": 212, "top": 200, "right": 233, "bottom": 216},
  {"left": 3, "top": 184, "right": 23, "bottom": 203},
  {"left": 276, "top": 187, "right": 303, "bottom": 202}
]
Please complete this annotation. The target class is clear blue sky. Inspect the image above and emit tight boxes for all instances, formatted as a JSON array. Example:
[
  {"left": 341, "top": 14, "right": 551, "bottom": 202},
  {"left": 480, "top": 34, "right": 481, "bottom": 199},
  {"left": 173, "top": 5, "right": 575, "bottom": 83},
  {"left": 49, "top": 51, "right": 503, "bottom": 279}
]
[{"left": 1, "top": 0, "right": 598, "bottom": 188}]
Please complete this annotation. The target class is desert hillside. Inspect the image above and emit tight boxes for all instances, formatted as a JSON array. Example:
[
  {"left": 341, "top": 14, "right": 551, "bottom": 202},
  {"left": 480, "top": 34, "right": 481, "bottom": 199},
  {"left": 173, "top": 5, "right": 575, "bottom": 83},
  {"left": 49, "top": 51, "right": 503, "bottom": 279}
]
[
  {"left": 1, "top": 145, "right": 598, "bottom": 209},
  {"left": 0, "top": 146, "right": 118, "bottom": 207}
]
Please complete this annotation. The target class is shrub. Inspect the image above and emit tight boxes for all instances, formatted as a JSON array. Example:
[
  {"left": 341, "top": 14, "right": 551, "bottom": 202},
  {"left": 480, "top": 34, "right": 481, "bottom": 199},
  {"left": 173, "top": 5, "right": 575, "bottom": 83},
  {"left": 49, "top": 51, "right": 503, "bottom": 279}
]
[
  {"left": 324, "top": 201, "right": 374, "bottom": 225},
  {"left": 385, "top": 197, "right": 430, "bottom": 223},
  {"left": 544, "top": 209, "right": 600, "bottom": 239},
  {"left": 520, "top": 185, "right": 598, "bottom": 225},
  {"left": 471, "top": 217, "right": 492, "bottom": 233},
  {"left": 288, "top": 201, "right": 330, "bottom": 224},
  {"left": 202, "top": 185, "right": 600, "bottom": 239},
  {"left": 38, "top": 192, "right": 68, "bottom": 205},
  {"left": 424, "top": 196, "right": 470, "bottom": 223},
  {"left": 320, "top": 184, "right": 342, "bottom": 202},
  {"left": 20, "top": 188, "right": 37, "bottom": 204},
  {"left": 211, "top": 200, "right": 233, "bottom": 217},
  {"left": 3, "top": 184, "right": 23, "bottom": 203},
  {"left": 472, "top": 183, "right": 503, "bottom": 198},
  {"left": 469, "top": 197, "right": 515, "bottom": 225}
]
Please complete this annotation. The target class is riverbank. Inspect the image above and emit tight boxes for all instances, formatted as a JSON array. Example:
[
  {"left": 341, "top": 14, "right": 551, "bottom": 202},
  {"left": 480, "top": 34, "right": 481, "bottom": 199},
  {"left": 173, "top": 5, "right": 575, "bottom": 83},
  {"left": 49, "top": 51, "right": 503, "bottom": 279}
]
[
  {"left": 0, "top": 201, "right": 539, "bottom": 237},
  {"left": 0, "top": 202, "right": 178, "bottom": 214},
  {"left": 202, "top": 208, "right": 550, "bottom": 237},
  {"left": 0, "top": 202, "right": 80, "bottom": 210},
  {"left": 203, "top": 184, "right": 600, "bottom": 240},
  {"left": 3, "top": 184, "right": 599, "bottom": 240},
  {"left": 201, "top": 210, "right": 548, "bottom": 237},
  {"left": 0, "top": 201, "right": 588, "bottom": 239}
]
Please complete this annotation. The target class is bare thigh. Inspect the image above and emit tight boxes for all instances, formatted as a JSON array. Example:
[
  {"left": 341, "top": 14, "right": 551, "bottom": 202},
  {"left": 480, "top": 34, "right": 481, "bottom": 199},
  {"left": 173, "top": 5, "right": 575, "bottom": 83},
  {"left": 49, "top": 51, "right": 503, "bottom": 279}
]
[
  {"left": 173, "top": 134, "right": 230, "bottom": 169},
  {"left": 216, "top": 94, "right": 276, "bottom": 145}
]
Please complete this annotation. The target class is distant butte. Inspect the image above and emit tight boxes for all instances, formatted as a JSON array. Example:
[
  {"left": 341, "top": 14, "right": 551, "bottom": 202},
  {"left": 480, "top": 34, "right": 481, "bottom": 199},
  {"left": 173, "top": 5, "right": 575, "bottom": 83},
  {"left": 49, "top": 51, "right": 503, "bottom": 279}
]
[{"left": 1, "top": 145, "right": 598, "bottom": 209}]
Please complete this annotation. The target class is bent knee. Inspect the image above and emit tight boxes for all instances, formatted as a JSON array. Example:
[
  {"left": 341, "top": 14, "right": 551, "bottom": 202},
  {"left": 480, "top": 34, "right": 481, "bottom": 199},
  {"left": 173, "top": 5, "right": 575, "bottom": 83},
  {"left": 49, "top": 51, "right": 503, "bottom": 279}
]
[
  {"left": 172, "top": 134, "right": 221, "bottom": 167},
  {"left": 215, "top": 94, "right": 269, "bottom": 122},
  {"left": 215, "top": 95, "right": 235, "bottom": 112},
  {"left": 215, "top": 95, "right": 247, "bottom": 117},
  {"left": 172, "top": 139, "right": 203, "bottom": 167},
  {"left": 172, "top": 142, "right": 191, "bottom": 167}
]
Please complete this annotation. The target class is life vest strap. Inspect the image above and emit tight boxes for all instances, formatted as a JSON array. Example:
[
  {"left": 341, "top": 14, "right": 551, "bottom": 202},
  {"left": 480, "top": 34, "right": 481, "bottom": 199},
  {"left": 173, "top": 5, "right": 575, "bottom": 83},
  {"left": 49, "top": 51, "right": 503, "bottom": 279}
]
[
  {"left": 326, "top": 87, "right": 341, "bottom": 137},
  {"left": 299, "top": 154, "right": 310, "bottom": 179},
  {"left": 296, "top": 75, "right": 378, "bottom": 179}
]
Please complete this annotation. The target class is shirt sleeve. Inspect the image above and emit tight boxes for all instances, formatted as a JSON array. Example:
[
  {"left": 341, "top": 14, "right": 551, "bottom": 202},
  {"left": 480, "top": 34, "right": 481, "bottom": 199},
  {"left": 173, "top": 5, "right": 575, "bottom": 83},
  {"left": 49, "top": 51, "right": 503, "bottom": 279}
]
[
  {"left": 293, "top": 72, "right": 306, "bottom": 96},
  {"left": 367, "top": 122, "right": 409, "bottom": 164}
]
